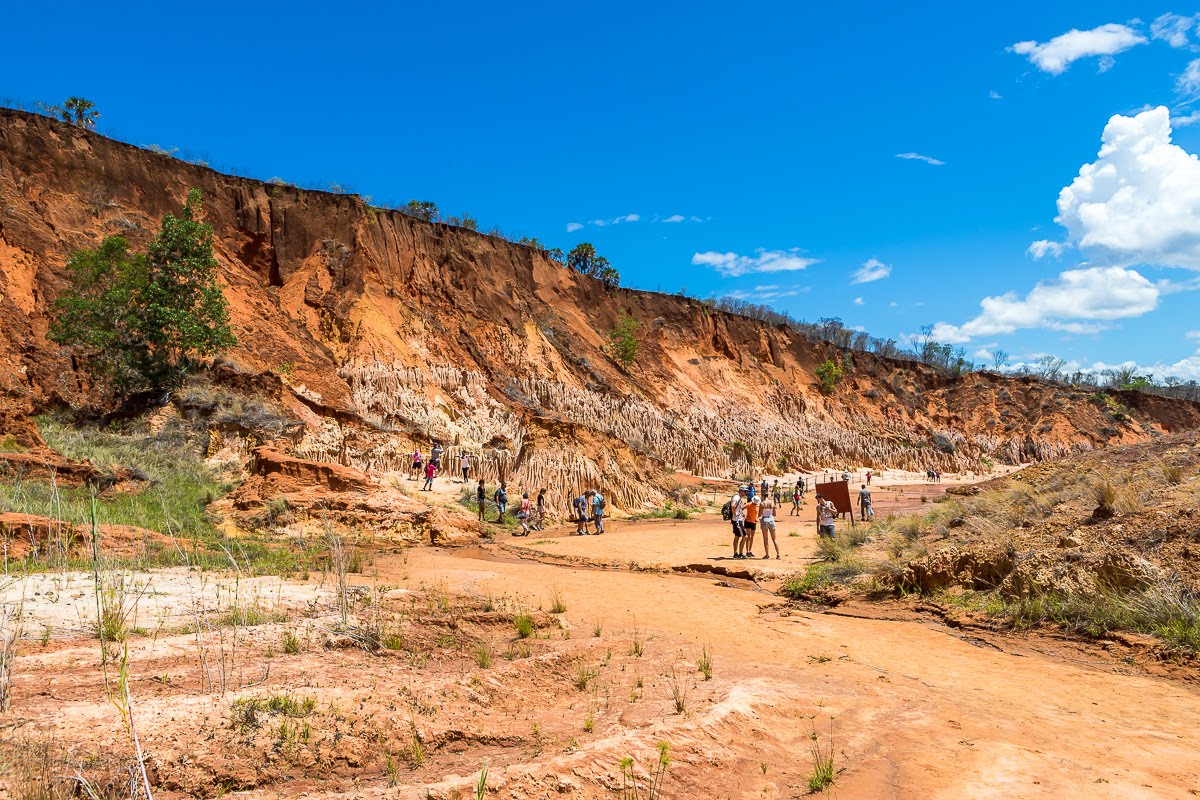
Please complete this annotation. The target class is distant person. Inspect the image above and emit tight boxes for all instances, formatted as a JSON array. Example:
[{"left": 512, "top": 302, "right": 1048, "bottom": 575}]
[
  {"left": 410, "top": 449, "right": 423, "bottom": 480},
  {"left": 730, "top": 486, "right": 747, "bottom": 559},
  {"left": 760, "top": 478, "right": 769, "bottom": 499},
  {"left": 493, "top": 482, "right": 508, "bottom": 523},
  {"left": 772, "top": 480, "right": 781, "bottom": 505},
  {"left": 866, "top": 470, "right": 872, "bottom": 486},
  {"left": 841, "top": 469, "right": 851, "bottom": 483},
  {"left": 516, "top": 492, "right": 532, "bottom": 536},
  {"left": 858, "top": 484, "right": 873, "bottom": 521},
  {"left": 590, "top": 489, "right": 606, "bottom": 534},
  {"left": 430, "top": 443, "right": 444, "bottom": 474},
  {"left": 476, "top": 479, "right": 487, "bottom": 521},
  {"left": 422, "top": 460, "right": 436, "bottom": 491},
  {"left": 816, "top": 493, "right": 836, "bottom": 539},
  {"left": 535, "top": 488, "right": 547, "bottom": 531},
  {"left": 460, "top": 452, "right": 471, "bottom": 483},
  {"left": 798, "top": 476, "right": 806, "bottom": 495},
  {"left": 790, "top": 483, "right": 802, "bottom": 516},
  {"left": 743, "top": 491, "right": 760, "bottom": 558},
  {"left": 760, "top": 491, "right": 780, "bottom": 559},
  {"left": 572, "top": 492, "right": 590, "bottom": 535}
]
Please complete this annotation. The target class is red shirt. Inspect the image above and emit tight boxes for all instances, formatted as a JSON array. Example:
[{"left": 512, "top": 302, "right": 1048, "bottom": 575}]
[{"left": 424, "top": 463, "right": 436, "bottom": 478}]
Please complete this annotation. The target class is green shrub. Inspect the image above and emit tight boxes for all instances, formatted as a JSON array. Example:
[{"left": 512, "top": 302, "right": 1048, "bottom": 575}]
[{"left": 815, "top": 359, "right": 843, "bottom": 393}]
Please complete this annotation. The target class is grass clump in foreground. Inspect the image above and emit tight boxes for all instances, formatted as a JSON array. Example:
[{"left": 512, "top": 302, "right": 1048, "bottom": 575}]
[
  {"left": 0, "top": 417, "right": 323, "bottom": 576},
  {"left": 806, "top": 719, "right": 837, "bottom": 793}
]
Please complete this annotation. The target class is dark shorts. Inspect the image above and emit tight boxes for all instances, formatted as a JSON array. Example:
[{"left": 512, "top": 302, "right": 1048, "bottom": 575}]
[{"left": 743, "top": 521, "right": 756, "bottom": 533}]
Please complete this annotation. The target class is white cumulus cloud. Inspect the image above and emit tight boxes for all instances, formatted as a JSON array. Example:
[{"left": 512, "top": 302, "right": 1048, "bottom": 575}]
[
  {"left": 1055, "top": 106, "right": 1200, "bottom": 269},
  {"left": 692, "top": 248, "right": 821, "bottom": 278},
  {"left": 1151, "top": 12, "right": 1199, "bottom": 48},
  {"left": 929, "top": 266, "right": 1159, "bottom": 343},
  {"left": 566, "top": 222, "right": 584, "bottom": 232},
  {"left": 663, "top": 214, "right": 685, "bottom": 223},
  {"left": 1011, "top": 23, "right": 1147, "bottom": 75},
  {"left": 896, "top": 152, "right": 945, "bottom": 166},
  {"left": 851, "top": 258, "right": 892, "bottom": 284}
]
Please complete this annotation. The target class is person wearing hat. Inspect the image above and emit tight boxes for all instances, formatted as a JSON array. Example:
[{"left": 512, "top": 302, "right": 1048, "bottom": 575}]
[
  {"left": 730, "top": 486, "right": 748, "bottom": 558},
  {"left": 816, "top": 493, "right": 836, "bottom": 539}
]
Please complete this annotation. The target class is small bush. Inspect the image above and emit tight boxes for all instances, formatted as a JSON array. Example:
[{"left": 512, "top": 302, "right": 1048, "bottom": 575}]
[
  {"left": 697, "top": 646, "right": 713, "bottom": 680},
  {"left": 815, "top": 359, "right": 844, "bottom": 393},
  {"left": 514, "top": 613, "right": 535, "bottom": 639},
  {"left": 1162, "top": 463, "right": 1184, "bottom": 485},
  {"left": 475, "top": 642, "right": 492, "bottom": 669},
  {"left": 550, "top": 589, "right": 567, "bottom": 614},
  {"left": 282, "top": 630, "right": 301, "bottom": 655}
]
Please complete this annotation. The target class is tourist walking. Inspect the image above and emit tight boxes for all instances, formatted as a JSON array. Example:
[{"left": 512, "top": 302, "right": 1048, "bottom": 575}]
[
  {"left": 858, "top": 484, "right": 873, "bottom": 521},
  {"left": 493, "top": 481, "right": 508, "bottom": 523},
  {"left": 422, "top": 460, "right": 436, "bottom": 491},
  {"left": 516, "top": 492, "right": 532, "bottom": 536},
  {"left": 460, "top": 452, "right": 471, "bottom": 483},
  {"left": 772, "top": 479, "right": 781, "bottom": 505},
  {"left": 816, "top": 493, "right": 836, "bottom": 539},
  {"left": 476, "top": 478, "right": 486, "bottom": 521},
  {"left": 791, "top": 482, "right": 802, "bottom": 516},
  {"left": 535, "top": 488, "right": 547, "bottom": 531},
  {"left": 572, "top": 492, "right": 590, "bottom": 535},
  {"left": 760, "top": 492, "right": 780, "bottom": 559},
  {"left": 590, "top": 489, "right": 606, "bottom": 534}
]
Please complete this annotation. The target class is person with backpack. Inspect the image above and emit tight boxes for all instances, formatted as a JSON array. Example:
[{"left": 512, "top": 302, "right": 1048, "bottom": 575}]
[
  {"left": 729, "top": 486, "right": 747, "bottom": 558},
  {"left": 572, "top": 492, "right": 590, "bottom": 535},
  {"left": 421, "top": 460, "right": 436, "bottom": 491},
  {"left": 476, "top": 478, "right": 487, "bottom": 521},
  {"left": 516, "top": 492, "right": 532, "bottom": 536},
  {"left": 590, "top": 489, "right": 606, "bottom": 534},
  {"left": 493, "top": 482, "right": 508, "bottom": 523}
]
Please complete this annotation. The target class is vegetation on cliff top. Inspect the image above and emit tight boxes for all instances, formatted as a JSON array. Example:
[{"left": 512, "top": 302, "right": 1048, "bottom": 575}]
[{"left": 48, "top": 188, "right": 236, "bottom": 399}]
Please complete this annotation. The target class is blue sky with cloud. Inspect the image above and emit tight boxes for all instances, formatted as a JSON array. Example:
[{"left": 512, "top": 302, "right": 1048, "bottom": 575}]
[{"left": 5, "top": 1, "right": 1200, "bottom": 377}]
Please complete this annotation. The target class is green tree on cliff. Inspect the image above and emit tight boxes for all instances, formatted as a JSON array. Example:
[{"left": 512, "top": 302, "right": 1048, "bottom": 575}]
[
  {"left": 567, "top": 243, "right": 619, "bottom": 289},
  {"left": 50, "top": 189, "right": 235, "bottom": 396},
  {"left": 51, "top": 96, "right": 101, "bottom": 129},
  {"left": 608, "top": 308, "right": 640, "bottom": 368}
]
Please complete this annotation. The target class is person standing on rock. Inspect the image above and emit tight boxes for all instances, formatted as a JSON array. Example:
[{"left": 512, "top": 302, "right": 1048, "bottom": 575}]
[
  {"left": 422, "top": 459, "right": 436, "bottom": 491},
  {"left": 494, "top": 481, "right": 508, "bottom": 522},
  {"left": 742, "top": 491, "right": 760, "bottom": 558},
  {"left": 816, "top": 493, "right": 836, "bottom": 539},
  {"left": 858, "top": 484, "right": 873, "bottom": 521},
  {"left": 590, "top": 489, "right": 606, "bottom": 534},
  {"left": 516, "top": 492, "right": 532, "bottom": 536},
  {"left": 460, "top": 452, "right": 471, "bottom": 483},
  {"left": 730, "top": 486, "right": 747, "bottom": 559},
  {"left": 759, "top": 491, "right": 780, "bottom": 559},
  {"left": 476, "top": 478, "right": 487, "bottom": 521},
  {"left": 410, "top": 449, "right": 423, "bottom": 480}
]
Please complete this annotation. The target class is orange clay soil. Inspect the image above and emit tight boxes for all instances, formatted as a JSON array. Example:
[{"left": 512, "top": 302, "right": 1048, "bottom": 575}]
[{"left": 2, "top": 542, "right": 1197, "bottom": 799}]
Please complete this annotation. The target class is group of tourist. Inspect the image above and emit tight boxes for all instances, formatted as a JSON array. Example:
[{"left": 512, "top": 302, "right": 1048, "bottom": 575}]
[
  {"left": 724, "top": 482, "right": 785, "bottom": 559},
  {"left": 409, "top": 443, "right": 478, "bottom": 491},
  {"left": 472, "top": 480, "right": 607, "bottom": 538}
]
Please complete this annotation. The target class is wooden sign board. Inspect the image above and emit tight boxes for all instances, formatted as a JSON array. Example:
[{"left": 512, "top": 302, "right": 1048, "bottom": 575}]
[{"left": 815, "top": 479, "right": 852, "bottom": 516}]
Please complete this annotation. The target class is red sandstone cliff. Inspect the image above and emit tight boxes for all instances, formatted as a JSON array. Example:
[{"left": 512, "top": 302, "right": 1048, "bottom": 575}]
[{"left": 2, "top": 108, "right": 1198, "bottom": 506}]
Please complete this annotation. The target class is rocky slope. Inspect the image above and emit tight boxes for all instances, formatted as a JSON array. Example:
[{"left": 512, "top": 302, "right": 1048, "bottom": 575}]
[{"left": 3, "top": 107, "right": 1199, "bottom": 507}]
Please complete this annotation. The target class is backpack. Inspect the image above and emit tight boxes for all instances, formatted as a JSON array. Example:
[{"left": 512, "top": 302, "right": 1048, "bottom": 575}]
[
  {"left": 594, "top": 494, "right": 606, "bottom": 511},
  {"left": 720, "top": 500, "right": 733, "bottom": 521},
  {"left": 495, "top": 488, "right": 507, "bottom": 503}
]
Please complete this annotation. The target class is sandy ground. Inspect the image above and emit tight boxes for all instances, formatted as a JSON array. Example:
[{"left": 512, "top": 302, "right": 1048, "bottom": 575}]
[{"left": 2, "top": 523, "right": 1198, "bottom": 799}]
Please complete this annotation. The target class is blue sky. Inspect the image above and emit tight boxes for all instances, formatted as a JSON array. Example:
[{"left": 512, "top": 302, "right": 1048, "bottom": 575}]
[{"left": 4, "top": 2, "right": 1200, "bottom": 378}]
